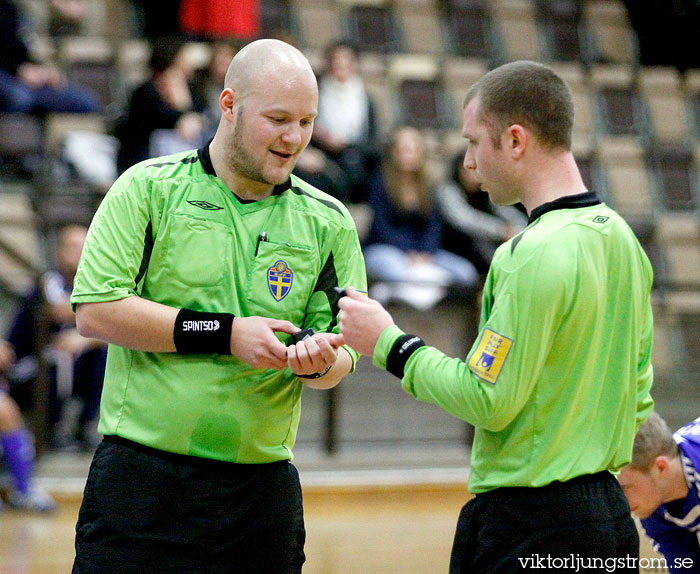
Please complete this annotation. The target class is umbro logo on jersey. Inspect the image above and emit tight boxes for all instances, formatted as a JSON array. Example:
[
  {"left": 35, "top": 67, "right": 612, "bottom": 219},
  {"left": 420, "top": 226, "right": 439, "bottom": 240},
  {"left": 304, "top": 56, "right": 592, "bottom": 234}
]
[
  {"left": 592, "top": 216, "right": 609, "bottom": 224},
  {"left": 187, "top": 200, "right": 223, "bottom": 211},
  {"left": 182, "top": 320, "right": 220, "bottom": 332}
]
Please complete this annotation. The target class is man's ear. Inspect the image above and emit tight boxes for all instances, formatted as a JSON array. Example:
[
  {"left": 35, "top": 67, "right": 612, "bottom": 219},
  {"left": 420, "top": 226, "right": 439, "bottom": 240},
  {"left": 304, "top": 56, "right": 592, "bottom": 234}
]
[
  {"left": 653, "top": 455, "right": 671, "bottom": 476},
  {"left": 219, "top": 88, "right": 235, "bottom": 119},
  {"left": 505, "top": 124, "right": 527, "bottom": 159}
]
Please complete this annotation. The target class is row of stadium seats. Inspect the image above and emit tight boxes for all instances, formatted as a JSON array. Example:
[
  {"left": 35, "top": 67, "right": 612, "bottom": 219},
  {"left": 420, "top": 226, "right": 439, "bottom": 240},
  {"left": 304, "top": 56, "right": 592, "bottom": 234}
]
[{"left": 18, "top": 0, "right": 638, "bottom": 66}]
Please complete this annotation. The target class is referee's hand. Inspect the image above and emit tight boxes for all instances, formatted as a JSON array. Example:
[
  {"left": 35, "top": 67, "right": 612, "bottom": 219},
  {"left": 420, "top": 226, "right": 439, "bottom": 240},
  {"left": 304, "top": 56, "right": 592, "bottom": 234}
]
[
  {"left": 338, "top": 287, "right": 394, "bottom": 357},
  {"left": 230, "top": 316, "right": 298, "bottom": 370}
]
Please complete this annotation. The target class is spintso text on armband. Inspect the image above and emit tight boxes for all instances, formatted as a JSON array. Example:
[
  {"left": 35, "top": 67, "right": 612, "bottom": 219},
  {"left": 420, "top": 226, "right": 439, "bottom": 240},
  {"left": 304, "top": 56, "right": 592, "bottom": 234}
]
[
  {"left": 182, "top": 320, "right": 221, "bottom": 332},
  {"left": 174, "top": 309, "right": 234, "bottom": 354}
]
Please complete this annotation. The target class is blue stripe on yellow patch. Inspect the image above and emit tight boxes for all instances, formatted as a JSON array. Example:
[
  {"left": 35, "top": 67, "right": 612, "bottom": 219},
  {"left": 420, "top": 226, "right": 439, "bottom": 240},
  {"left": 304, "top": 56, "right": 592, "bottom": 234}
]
[{"left": 468, "top": 328, "right": 513, "bottom": 384}]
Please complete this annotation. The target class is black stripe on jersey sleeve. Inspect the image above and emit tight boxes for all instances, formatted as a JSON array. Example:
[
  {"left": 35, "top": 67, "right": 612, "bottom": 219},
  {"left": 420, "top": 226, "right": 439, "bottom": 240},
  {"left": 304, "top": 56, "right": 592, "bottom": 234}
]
[
  {"left": 146, "top": 155, "right": 199, "bottom": 169},
  {"left": 312, "top": 251, "right": 341, "bottom": 331},
  {"left": 289, "top": 187, "right": 343, "bottom": 215},
  {"left": 133, "top": 220, "right": 153, "bottom": 292}
]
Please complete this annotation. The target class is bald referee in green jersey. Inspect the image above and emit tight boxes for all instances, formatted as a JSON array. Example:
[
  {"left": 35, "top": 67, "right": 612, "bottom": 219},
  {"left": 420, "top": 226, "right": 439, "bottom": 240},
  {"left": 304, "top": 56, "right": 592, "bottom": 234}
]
[
  {"left": 335, "top": 61, "right": 654, "bottom": 572},
  {"left": 71, "top": 39, "right": 366, "bottom": 573}
]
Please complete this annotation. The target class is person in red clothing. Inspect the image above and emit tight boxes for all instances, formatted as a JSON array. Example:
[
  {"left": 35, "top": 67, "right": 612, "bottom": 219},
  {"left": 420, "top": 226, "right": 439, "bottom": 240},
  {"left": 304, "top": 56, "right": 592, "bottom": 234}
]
[{"left": 180, "top": 0, "right": 259, "bottom": 40}]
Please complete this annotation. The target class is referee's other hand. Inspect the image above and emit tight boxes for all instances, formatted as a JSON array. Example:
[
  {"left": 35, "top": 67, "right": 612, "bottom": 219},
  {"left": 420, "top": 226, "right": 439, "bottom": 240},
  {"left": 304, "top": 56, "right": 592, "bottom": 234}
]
[
  {"left": 338, "top": 288, "right": 394, "bottom": 357},
  {"left": 230, "top": 316, "right": 298, "bottom": 370}
]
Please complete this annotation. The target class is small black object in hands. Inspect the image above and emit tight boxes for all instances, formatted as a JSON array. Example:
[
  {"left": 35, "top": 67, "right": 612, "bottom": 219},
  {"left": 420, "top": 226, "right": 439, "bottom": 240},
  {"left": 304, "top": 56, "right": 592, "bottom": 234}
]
[
  {"left": 290, "top": 328, "right": 315, "bottom": 345},
  {"left": 333, "top": 286, "right": 347, "bottom": 297}
]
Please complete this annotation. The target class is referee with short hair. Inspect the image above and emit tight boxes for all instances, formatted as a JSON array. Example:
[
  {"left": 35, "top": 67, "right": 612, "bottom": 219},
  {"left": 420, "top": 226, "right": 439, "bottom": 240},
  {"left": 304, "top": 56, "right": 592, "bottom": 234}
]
[
  {"left": 335, "top": 61, "right": 654, "bottom": 572},
  {"left": 71, "top": 39, "right": 366, "bottom": 573}
]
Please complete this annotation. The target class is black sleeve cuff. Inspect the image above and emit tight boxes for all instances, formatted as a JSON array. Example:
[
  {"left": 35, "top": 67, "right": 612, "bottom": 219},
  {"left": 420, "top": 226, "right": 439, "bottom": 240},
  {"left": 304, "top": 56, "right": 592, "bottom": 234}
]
[{"left": 385, "top": 334, "right": 425, "bottom": 379}]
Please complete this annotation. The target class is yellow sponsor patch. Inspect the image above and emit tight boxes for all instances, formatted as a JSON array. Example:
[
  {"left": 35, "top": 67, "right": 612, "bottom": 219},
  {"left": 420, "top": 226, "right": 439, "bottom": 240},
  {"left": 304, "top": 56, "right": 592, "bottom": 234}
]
[{"left": 468, "top": 328, "right": 513, "bottom": 384}]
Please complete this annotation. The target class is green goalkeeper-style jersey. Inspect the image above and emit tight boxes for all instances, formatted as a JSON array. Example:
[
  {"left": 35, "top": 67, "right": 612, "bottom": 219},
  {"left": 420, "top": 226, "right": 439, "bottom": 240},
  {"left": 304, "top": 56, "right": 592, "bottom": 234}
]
[
  {"left": 374, "top": 193, "right": 654, "bottom": 493},
  {"left": 71, "top": 145, "right": 367, "bottom": 464}
]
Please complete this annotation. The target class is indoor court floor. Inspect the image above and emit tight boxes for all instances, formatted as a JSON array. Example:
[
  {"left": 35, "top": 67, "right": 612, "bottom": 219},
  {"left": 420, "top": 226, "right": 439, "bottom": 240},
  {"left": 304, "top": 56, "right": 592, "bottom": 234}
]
[{"left": 0, "top": 485, "right": 666, "bottom": 574}]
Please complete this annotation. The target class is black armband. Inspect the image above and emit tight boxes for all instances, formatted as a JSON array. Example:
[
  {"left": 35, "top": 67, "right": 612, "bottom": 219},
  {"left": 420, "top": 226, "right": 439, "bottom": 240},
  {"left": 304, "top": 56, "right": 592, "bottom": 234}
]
[
  {"left": 173, "top": 308, "right": 234, "bottom": 355},
  {"left": 385, "top": 334, "right": 426, "bottom": 379}
]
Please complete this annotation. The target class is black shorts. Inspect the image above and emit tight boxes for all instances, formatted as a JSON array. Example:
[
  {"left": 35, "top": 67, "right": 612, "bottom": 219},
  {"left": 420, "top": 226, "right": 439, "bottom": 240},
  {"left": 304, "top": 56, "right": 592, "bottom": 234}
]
[
  {"left": 73, "top": 436, "right": 306, "bottom": 574},
  {"left": 450, "top": 471, "right": 639, "bottom": 574}
]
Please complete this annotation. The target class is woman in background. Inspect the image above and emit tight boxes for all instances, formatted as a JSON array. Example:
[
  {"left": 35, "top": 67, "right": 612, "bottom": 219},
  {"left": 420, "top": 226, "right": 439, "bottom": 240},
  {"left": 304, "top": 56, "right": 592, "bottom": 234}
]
[{"left": 363, "top": 127, "right": 478, "bottom": 309}]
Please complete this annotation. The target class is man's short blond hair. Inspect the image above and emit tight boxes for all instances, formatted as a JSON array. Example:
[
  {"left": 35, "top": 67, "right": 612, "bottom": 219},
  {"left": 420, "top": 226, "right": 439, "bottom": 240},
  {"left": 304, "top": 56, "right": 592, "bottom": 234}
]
[{"left": 629, "top": 411, "right": 679, "bottom": 471}]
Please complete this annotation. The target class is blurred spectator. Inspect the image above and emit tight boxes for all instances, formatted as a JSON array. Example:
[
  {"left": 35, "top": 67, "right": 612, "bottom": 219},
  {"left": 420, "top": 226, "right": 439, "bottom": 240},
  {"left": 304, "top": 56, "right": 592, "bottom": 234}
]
[
  {"left": 116, "top": 37, "right": 205, "bottom": 173},
  {"left": 191, "top": 39, "right": 238, "bottom": 139},
  {"left": 7, "top": 225, "right": 106, "bottom": 451},
  {"left": 49, "top": 0, "right": 86, "bottom": 37},
  {"left": 0, "top": 339, "right": 56, "bottom": 512},
  {"left": 622, "top": 1, "right": 700, "bottom": 72},
  {"left": 312, "top": 41, "right": 380, "bottom": 203},
  {"left": 436, "top": 150, "right": 528, "bottom": 276},
  {"left": 363, "top": 127, "right": 478, "bottom": 310},
  {"left": 0, "top": 0, "right": 102, "bottom": 114},
  {"left": 180, "top": 0, "right": 260, "bottom": 40}
]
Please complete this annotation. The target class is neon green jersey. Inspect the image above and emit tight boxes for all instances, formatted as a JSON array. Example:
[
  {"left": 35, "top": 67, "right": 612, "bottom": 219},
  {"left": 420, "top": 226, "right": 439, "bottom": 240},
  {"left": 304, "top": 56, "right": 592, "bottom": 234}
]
[
  {"left": 374, "top": 194, "right": 654, "bottom": 493},
  {"left": 71, "top": 146, "right": 367, "bottom": 463}
]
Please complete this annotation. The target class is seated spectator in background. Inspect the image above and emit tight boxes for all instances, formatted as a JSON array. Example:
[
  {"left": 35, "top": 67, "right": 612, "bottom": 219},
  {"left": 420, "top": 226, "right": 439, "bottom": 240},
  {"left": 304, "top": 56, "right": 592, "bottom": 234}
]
[
  {"left": 363, "top": 126, "right": 478, "bottom": 310},
  {"left": 8, "top": 225, "right": 106, "bottom": 450},
  {"left": 312, "top": 41, "right": 380, "bottom": 203},
  {"left": 191, "top": 40, "right": 239, "bottom": 139},
  {"left": 116, "top": 37, "right": 205, "bottom": 174},
  {"left": 618, "top": 412, "right": 700, "bottom": 569},
  {"left": 0, "top": 0, "right": 101, "bottom": 114},
  {"left": 0, "top": 338, "right": 56, "bottom": 512},
  {"left": 436, "top": 150, "right": 528, "bottom": 276}
]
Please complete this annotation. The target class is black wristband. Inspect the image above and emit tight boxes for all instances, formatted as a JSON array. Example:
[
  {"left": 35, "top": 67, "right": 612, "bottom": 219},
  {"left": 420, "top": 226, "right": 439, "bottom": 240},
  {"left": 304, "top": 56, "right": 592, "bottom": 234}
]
[
  {"left": 385, "top": 334, "right": 426, "bottom": 379},
  {"left": 173, "top": 308, "right": 234, "bottom": 354}
]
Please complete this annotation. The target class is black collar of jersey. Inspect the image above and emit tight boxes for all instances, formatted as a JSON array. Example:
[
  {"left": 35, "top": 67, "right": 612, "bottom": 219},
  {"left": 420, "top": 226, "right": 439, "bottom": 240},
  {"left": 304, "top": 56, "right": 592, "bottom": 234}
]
[
  {"left": 197, "top": 142, "right": 292, "bottom": 202},
  {"left": 528, "top": 191, "right": 601, "bottom": 225}
]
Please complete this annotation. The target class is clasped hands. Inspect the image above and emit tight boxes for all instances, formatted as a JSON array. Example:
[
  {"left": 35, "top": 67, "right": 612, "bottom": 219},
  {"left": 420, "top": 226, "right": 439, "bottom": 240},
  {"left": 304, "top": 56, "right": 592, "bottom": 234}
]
[{"left": 230, "top": 288, "right": 393, "bottom": 375}]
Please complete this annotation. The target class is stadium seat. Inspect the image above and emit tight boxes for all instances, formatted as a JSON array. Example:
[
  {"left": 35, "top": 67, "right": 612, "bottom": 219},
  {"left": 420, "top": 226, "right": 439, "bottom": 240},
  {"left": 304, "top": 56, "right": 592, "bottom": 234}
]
[
  {"left": 394, "top": 0, "right": 444, "bottom": 55},
  {"left": 441, "top": 57, "right": 488, "bottom": 127},
  {"left": 646, "top": 143, "right": 697, "bottom": 212},
  {"left": 534, "top": 0, "right": 588, "bottom": 63},
  {"left": 340, "top": 1, "right": 400, "bottom": 53},
  {"left": 0, "top": 188, "right": 43, "bottom": 297},
  {"left": 260, "top": 0, "right": 295, "bottom": 37},
  {"left": 551, "top": 62, "right": 595, "bottom": 149},
  {"left": 292, "top": 0, "right": 341, "bottom": 52},
  {"left": 490, "top": 0, "right": 543, "bottom": 63},
  {"left": 0, "top": 113, "right": 44, "bottom": 178},
  {"left": 590, "top": 64, "right": 648, "bottom": 138},
  {"left": 596, "top": 137, "right": 655, "bottom": 230},
  {"left": 387, "top": 55, "right": 451, "bottom": 129},
  {"left": 58, "top": 36, "right": 122, "bottom": 109},
  {"left": 654, "top": 213, "right": 700, "bottom": 293},
  {"left": 683, "top": 70, "right": 700, "bottom": 142},
  {"left": 355, "top": 53, "right": 393, "bottom": 135},
  {"left": 441, "top": 0, "right": 498, "bottom": 62},
  {"left": 639, "top": 67, "right": 690, "bottom": 144},
  {"left": 583, "top": 0, "right": 637, "bottom": 64}
]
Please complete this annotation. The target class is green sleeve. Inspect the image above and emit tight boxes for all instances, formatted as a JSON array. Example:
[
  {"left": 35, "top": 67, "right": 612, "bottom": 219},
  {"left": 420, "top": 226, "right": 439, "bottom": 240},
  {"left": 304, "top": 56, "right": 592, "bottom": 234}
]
[
  {"left": 374, "top": 246, "right": 570, "bottom": 432},
  {"left": 71, "top": 174, "right": 153, "bottom": 310}
]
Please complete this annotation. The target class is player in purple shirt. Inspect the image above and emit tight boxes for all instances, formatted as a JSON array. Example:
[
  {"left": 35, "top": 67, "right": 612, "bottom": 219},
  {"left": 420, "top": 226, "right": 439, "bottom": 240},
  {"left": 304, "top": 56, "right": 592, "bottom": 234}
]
[{"left": 618, "top": 412, "right": 700, "bottom": 573}]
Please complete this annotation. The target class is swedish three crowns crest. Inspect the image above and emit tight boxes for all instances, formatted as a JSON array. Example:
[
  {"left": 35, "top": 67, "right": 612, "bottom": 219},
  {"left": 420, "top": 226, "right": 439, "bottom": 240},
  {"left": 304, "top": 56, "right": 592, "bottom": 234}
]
[{"left": 268, "top": 260, "right": 294, "bottom": 301}]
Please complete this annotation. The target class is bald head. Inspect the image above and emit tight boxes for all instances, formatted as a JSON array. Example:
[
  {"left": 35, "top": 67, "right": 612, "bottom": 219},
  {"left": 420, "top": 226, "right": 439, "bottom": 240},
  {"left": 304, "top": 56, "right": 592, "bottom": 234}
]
[{"left": 224, "top": 39, "right": 317, "bottom": 101}]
